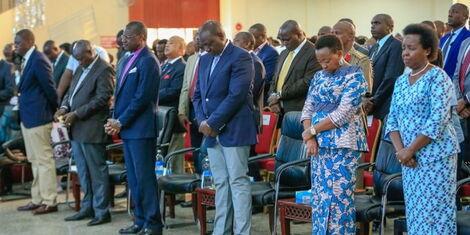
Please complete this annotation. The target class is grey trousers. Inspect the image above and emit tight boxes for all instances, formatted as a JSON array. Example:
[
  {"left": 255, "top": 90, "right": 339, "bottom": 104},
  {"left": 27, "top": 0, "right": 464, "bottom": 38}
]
[
  {"left": 71, "top": 141, "right": 110, "bottom": 217},
  {"left": 207, "top": 142, "right": 251, "bottom": 235}
]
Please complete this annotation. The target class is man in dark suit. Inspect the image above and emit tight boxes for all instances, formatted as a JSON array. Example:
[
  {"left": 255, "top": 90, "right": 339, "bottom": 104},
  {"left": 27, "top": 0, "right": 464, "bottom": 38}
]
[
  {"left": 452, "top": 37, "right": 470, "bottom": 179},
  {"left": 159, "top": 35, "right": 186, "bottom": 177},
  {"left": 249, "top": 23, "right": 278, "bottom": 104},
  {"left": 105, "top": 21, "right": 162, "bottom": 235},
  {"left": 194, "top": 20, "right": 258, "bottom": 235},
  {"left": 268, "top": 20, "right": 321, "bottom": 115},
  {"left": 56, "top": 40, "right": 114, "bottom": 226},
  {"left": 0, "top": 56, "right": 14, "bottom": 116},
  {"left": 43, "top": 40, "right": 69, "bottom": 87},
  {"left": 441, "top": 3, "right": 470, "bottom": 77},
  {"left": 14, "top": 29, "right": 59, "bottom": 215},
  {"left": 366, "top": 14, "right": 404, "bottom": 120}
]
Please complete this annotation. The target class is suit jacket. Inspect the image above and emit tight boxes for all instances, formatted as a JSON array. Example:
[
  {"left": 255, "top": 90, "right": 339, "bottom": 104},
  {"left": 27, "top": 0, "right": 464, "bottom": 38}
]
[
  {"left": 257, "top": 43, "right": 278, "bottom": 102},
  {"left": 114, "top": 47, "right": 160, "bottom": 140},
  {"left": 178, "top": 53, "right": 198, "bottom": 116},
  {"left": 61, "top": 57, "right": 115, "bottom": 143},
  {"left": 368, "top": 36, "right": 404, "bottom": 120},
  {"left": 452, "top": 37, "right": 470, "bottom": 102},
  {"left": 0, "top": 60, "right": 14, "bottom": 107},
  {"left": 53, "top": 53, "right": 69, "bottom": 87},
  {"left": 269, "top": 40, "right": 321, "bottom": 112},
  {"left": 193, "top": 42, "right": 258, "bottom": 147},
  {"left": 159, "top": 57, "right": 185, "bottom": 108},
  {"left": 18, "top": 49, "right": 58, "bottom": 128},
  {"left": 440, "top": 27, "right": 470, "bottom": 77},
  {"left": 251, "top": 52, "right": 266, "bottom": 109}
]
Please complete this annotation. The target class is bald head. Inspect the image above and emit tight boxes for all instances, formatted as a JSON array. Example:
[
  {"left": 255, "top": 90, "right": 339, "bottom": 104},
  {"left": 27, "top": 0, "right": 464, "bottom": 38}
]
[
  {"left": 233, "top": 32, "right": 255, "bottom": 51},
  {"left": 333, "top": 21, "right": 356, "bottom": 52},
  {"left": 199, "top": 20, "right": 227, "bottom": 56},
  {"left": 165, "top": 35, "right": 186, "bottom": 59},
  {"left": 72, "top": 40, "right": 95, "bottom": 68},
  {"left": 317, "top": 26, "right": 333, "bottom": 37},
  {"left": 278, "top": 20, "right": 305, "bottom": 51}
]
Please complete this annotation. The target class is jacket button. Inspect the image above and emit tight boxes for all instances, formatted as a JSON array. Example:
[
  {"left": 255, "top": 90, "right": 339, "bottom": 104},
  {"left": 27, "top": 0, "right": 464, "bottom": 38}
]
[{"left": 205, "top": 98, "right": 209, "bottom": 102}]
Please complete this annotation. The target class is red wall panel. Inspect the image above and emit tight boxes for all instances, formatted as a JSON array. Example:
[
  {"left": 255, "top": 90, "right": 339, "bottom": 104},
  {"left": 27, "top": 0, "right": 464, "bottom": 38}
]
[{"left": 129, "top": 0, "right": 220, "bottom": 28}]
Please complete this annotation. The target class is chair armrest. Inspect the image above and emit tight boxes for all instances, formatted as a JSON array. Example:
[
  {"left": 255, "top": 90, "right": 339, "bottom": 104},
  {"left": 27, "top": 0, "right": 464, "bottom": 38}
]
[
  {"left": 274, "top": 158, "right": 310, "bottom": 183},
  {"left": 248, "top": 153, "right": 275, "bottom": 163},
  {"left": 106, "top": 142, "right": 123, "bottom": 150},
  {"left": 164, "top": 147, "right": 199, "bottom": 167},
  {"left": 381, "top": 172, "right": 403, "bottom": 196},
  {"left": 357, "top": 162, "right": 375, "bottom": 170},
  {"left": 2, "top": 136, "right": 23, "bottom": 149},
  {"left": 51, "top": 140, "right": 70, "bottom": 147},
  {"left": 457, "top": 177, "right": 470, "bottom": 191}
]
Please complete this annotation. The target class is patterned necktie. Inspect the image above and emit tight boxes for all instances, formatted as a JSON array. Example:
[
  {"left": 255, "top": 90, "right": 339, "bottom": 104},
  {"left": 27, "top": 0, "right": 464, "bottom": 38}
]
[
  {"left": 459, "top": 48, "right": 470, "bottom": 93},
  {"left": 276, "top": 51, "right": 294, "bottom": 92},
  {"left": 370, "top": 46, "right": 379, "bottom": 60}
]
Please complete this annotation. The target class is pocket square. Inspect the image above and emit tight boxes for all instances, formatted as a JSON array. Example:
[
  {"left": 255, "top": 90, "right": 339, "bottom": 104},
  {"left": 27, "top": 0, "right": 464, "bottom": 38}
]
[{"left": 129, "top": 67, "right": 137, "bottom": 74}]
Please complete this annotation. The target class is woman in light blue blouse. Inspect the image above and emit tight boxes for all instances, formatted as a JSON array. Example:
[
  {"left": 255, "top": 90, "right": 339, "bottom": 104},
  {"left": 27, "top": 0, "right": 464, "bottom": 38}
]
[
  {"left": 385, "top": 24, "right": 460, "bottom": 234},
  {"left": 301, "top": 35, "right": 368, "bottom": 234}
]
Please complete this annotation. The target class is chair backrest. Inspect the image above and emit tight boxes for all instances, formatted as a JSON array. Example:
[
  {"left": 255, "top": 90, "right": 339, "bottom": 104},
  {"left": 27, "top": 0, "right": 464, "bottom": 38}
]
[
  {"left": 254, "top": 111, "right": 278, "bottom": 155},
  {"left": 156, "top": 106, "right": 177, "bottom": 155},
  {"left": 275, "top": 111, "right": 310, "bottom": 188},
  {"left": 364, "top": 118, "right": 382, "bottom": 164},
  {"left": 373, "top": 138, "right": 404, "bottom": 201}
]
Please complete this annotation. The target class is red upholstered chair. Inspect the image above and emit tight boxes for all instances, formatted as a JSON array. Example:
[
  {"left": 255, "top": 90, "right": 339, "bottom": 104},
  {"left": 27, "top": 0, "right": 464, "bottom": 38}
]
[
  {"left": 363, "top": 118, "right": 382, "bottom": 189},
  {"left": 254, "top": 112, "right": 278, "bottom": 180}
]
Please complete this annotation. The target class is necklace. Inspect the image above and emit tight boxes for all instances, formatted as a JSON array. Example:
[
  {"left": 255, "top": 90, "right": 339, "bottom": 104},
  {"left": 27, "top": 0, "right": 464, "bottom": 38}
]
[{"left": 410, "top": 62, "right": 430, "bottom": 76}]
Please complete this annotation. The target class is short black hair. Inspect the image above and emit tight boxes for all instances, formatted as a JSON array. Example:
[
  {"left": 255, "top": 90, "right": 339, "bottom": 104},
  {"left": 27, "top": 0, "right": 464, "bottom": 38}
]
[
  {"left": 249, "top": 23, "right": 266, "bottom": 33},
  {"left": 60, "top": 43, "right": 72, "bottom": 54},
  {"left": 126, "top": 21, "right": 147, "bottom": 38},
  {"left": 403, "top": 23, "right": 438, "bottom": 61},
  {"left": 339, "top": 18, "right": 355, "bottom": 27},
  {"left": 315, "top": 34, "right": 343, "bottom": 53},
  {"left": 200, "top": 20, "right": 226, "bottom": 39},
  {"left": 16, "top": 29, "right": 35, "bottom": 43},
  {"left": 157, "top": 39, "right": 168, "bottom": 45},
  {"left": 43, "top": 40, "right": 56, "bottom": 49}
]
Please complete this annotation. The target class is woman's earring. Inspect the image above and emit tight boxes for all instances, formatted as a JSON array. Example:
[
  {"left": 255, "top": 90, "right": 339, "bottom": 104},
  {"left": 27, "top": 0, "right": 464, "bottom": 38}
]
[{"left": 338, "top": 60, "right": 343, "bottom": 65}]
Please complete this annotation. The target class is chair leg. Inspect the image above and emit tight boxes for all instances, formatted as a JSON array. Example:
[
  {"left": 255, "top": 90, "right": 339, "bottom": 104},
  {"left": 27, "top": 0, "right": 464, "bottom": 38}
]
[
  {"left": 197, "top": 193, "right": 207, "bottom": 235},
  {"left": 109, "top": 182, "right": 115, "bottom": 207},
  {"left": 191, "top": 192, "right": 198, "bottom": 222},
  {"left": 166, "top": 194, "right": 176, "bottom": 218},
  {"left": 268, "top": 206, "right": 274, "bottom": 233},
  {"left": 71, "top": 173, "right": 81, "bottom": 211},
  {"left": 359, "top": 221, "right": 370, "bottom": 235}
]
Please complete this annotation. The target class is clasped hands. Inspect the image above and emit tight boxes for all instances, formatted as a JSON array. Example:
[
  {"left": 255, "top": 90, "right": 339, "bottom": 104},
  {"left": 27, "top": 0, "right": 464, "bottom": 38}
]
[
  {"left": 395, "top": 147, "right": 417, "bottom": 168},
  {"left": 267, "top": 94, "right": 281, "bottom": 114},
  {"left": 104, "top": 119, "right": 121, "bottom": 135},
  {"left": 54, "top": 108, "right": 77, "bottom": 126},
  {"left": 302, "top": 128, "right": 319, "bottom": 156},
  {"left": 199, "top": 120, "right": 218, "bottom": 137},
  {"left": 456, "top": 98, "right": 470, "bottom": 118}
]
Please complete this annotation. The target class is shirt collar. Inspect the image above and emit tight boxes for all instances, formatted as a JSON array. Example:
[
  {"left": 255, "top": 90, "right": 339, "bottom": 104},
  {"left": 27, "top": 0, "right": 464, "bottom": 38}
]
[
  {"left": 452, "top": 26, "right": 465, "bottom": 36},
  {"left": 23, "top": 46, "right": 35, "bottom": 63},
  {"left": 83, "top": 55, "right": 99, "bottom": 71},
  {"left": 377, "top": 34, "right": 392, "bottom": 50},
  {"left": 167, "top": 56, "right": 182, "bottom": 64},
  {"left": 54, "top": 51, "right": 64, "bottom": 65},
  {"left": 130, "top": 46, "right": 145, "bottom": 57},
  {"left": 293, "top": 38, "right": 307, "bottom": 55},
  {"left": 215, "top": 40, "right": 230, "bottom": 58},
  {"left": 254, "top": 41, "right": 267, "bottom": 54}
]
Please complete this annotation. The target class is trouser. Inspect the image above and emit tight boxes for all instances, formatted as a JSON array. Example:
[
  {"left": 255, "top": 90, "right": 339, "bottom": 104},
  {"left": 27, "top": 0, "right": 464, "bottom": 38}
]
[
  {"left": 123, "top": 138, "right": 162, "bottom": 231},
  {"left": 189, "top": 105, "right": 204, "bottom": 174},
  {"left": 21, "top": 123, "right": 57, "bottom": 206},
  {"left": 208, "top": 141, "right": 251, "bottom": 235},
  {"left": 71, "top": 141, "right": 110, "bottom": 216}
]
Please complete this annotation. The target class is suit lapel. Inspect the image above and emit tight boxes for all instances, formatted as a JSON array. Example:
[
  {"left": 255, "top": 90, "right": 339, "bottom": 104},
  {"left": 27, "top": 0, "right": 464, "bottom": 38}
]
[
  {"left": 73, "top": 58, "right": 101, "bottom": 97},
  {"left": 206, "top": 43, "right": 233, "bottom": 91},
  {"left": 283, "top": 42, "right": 309, "bottom": 85},
  {"left": 18, "top": 50, "right": 36, "bottom": 90},
  {"left": 373, "top": 36, "right": 394, "bottom": 65},
  {"left": 273, "top": 50, "right": 288, "bottom": 89},
  {"left": 450, "top": 28, "right": 469, "bottom": 64},
  {"left": 116, "top": 49, "right": 145, "bottom": 96}
]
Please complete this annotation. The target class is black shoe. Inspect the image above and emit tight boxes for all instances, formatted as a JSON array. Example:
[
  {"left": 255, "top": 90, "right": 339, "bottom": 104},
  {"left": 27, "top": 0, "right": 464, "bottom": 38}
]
[
  {"left": 87, "top": 212, "right": 111, "bottom": 226},
  {"left": 119, "top": 224, "right": 142, "bottom": 234},
  {"left": 137, "top": 228, "right": 162, "bottom": 235},
  {"left": 64, "top": 211, "right": 94, "bottom": 221},
  {"left": 180, "top": 201, "right": 192, "bottom": 208}
]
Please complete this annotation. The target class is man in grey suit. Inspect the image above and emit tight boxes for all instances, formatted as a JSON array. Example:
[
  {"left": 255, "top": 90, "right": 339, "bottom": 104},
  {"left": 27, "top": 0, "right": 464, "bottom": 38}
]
[
  {"left": 452, "top": 37, "right": 470, "bottom": 178},
  {"left": 268, "top": 20, "right": 321, "bottom": 115},
  {"left": 43, "top": 40, "right": 69, "bottom": 87},
  {"left": 55, "top": 40, "right": 114, "bottom": 226}
]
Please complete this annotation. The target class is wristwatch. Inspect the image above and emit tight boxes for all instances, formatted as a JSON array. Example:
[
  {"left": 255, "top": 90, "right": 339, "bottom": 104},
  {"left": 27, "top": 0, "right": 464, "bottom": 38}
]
[{"left": 310, "top": 125, "right": 317, "bottom": 136}]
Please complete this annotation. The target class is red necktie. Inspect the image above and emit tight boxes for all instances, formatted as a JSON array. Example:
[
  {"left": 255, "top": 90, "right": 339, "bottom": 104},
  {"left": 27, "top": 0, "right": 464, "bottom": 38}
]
[
  {"left": 188, "top": 61, "right": 200, "bottom": 99},
  {"left": 459, "top": 49, "right": 470, "bottom": 93}
]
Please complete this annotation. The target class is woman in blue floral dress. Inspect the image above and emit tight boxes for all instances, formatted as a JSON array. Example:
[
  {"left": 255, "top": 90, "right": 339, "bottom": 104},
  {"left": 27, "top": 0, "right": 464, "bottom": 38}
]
[
  {"left": 301, "top": 35, "right": 368, "bottom": 234},
  {"left": 385, "top": 24, "right": 460, "bottom": 234}
]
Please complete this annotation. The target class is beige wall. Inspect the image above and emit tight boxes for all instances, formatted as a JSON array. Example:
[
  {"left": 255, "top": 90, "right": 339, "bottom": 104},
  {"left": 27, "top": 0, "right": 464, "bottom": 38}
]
[
  {"left": 0, "top": 0, "right": 128, "bottom": 58},
  {"left": 221, "top": 0, "right": 454, "bottom": 39}
]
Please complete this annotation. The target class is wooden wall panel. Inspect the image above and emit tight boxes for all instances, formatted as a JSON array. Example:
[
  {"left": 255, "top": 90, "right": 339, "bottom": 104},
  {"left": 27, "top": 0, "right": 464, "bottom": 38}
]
[{"left": 129, "top": 0, "right": 220, "bottom": 28}]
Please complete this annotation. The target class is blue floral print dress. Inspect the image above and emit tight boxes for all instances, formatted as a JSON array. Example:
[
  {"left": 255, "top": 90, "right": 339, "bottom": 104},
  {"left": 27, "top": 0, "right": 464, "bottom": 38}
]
[
  {"left": 301, "top": 65, "right": 368, "bottom": 235},
  {"left": 385, "top": 66, "right": 460, "bottom": 235}
]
